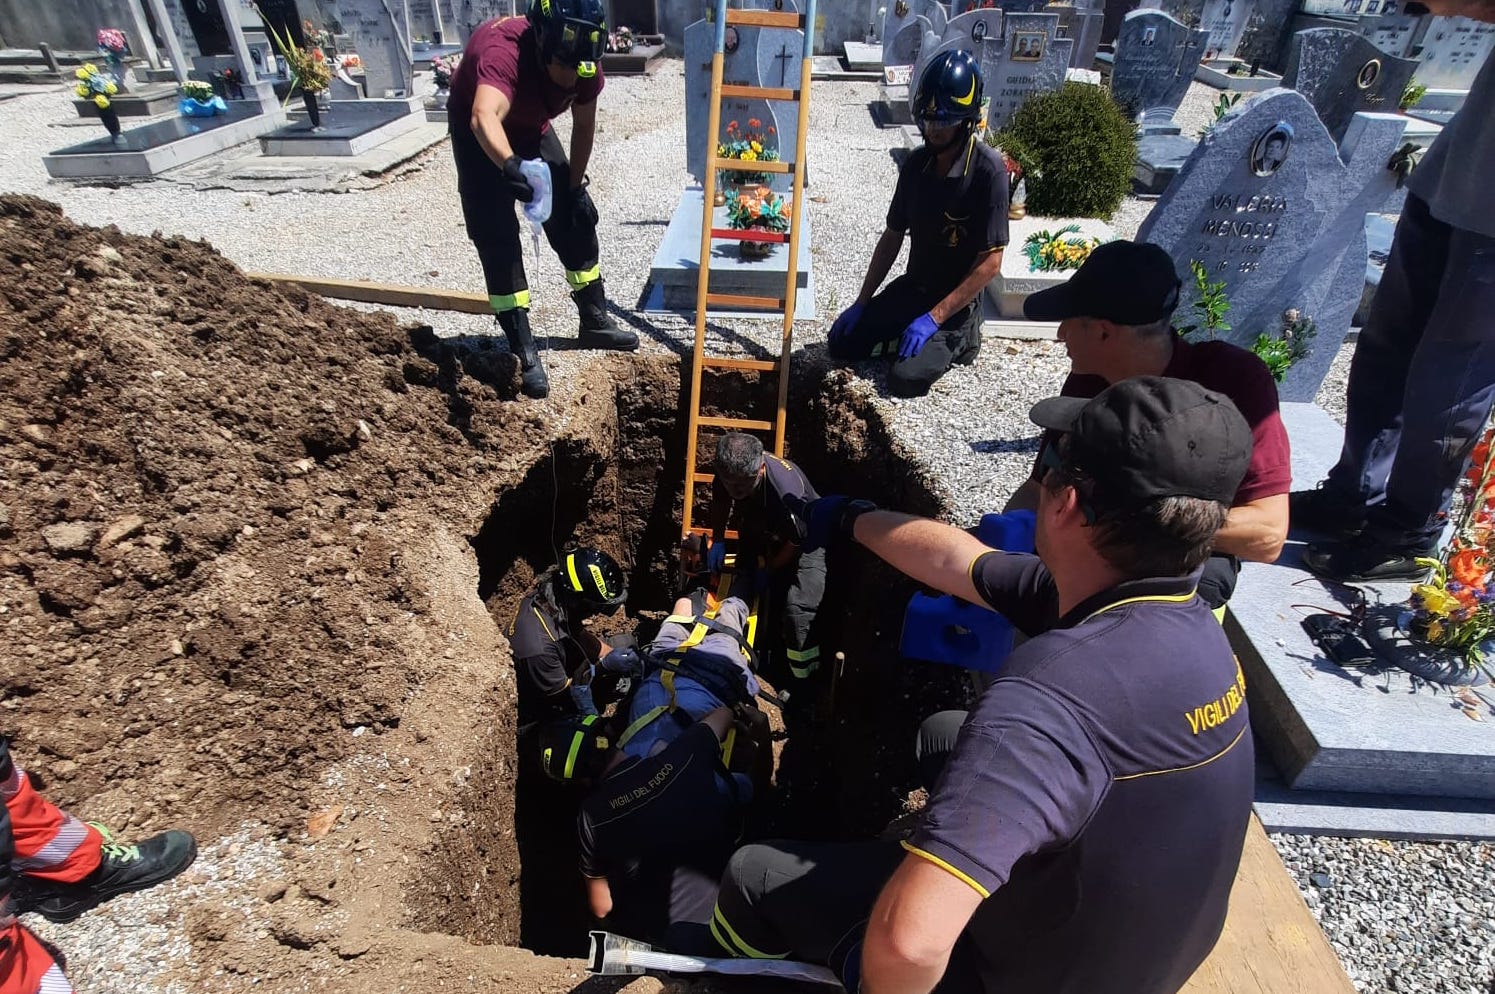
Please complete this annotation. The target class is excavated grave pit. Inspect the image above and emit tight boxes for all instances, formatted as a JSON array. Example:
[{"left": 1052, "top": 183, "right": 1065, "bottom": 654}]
[{"left": 0, "top": 196, "right": 973, "bottom": 988}]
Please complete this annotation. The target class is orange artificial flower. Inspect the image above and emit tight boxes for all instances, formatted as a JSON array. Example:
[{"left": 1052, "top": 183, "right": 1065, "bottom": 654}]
[
  {"left": 748, "top": 117, "right": 761, "bottom": 129},
  {"left": 1450, "top": 548, "right": 1487, "bottom": 587}
]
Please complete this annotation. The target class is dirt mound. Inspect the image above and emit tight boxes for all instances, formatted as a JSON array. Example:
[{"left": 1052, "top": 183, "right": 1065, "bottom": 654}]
[{"left": 0, "top": 194, "right": 649, "bottom": 988}]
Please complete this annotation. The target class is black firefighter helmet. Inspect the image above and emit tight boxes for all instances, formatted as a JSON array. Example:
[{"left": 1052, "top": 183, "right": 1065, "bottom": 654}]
[
  {"left": 538, "top": 713, "right": 612, "bottom": 782},
  {"left": 913, "top": 49, "right": 985, "bottom": 134},
  {"left": 558, "top": 547, "right": 628, "bottom": 613},
  {"left": 529, "top": 0, "right": 607, "bottom": 76}
]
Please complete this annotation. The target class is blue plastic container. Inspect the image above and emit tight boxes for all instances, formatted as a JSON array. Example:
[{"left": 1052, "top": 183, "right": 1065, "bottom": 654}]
[
  {"left": 899, "top": 592, "right": 1015, "bottom": 674},
  {"left": 976, "top": 509, "right": 1036, "bottom": 553}
]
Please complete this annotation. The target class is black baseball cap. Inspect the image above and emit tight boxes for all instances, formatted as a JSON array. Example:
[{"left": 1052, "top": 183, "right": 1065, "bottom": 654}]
[
  {"left": 1029, "top": 377, "right": 1252, "bottom": 514},
  {"left": 1023, "top": 240, "right": 1183, "bottom": 325}
]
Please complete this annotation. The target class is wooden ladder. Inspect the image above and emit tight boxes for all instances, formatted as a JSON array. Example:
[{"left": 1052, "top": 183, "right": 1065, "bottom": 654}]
[{"left": 680, "top": 0, "right": 817, "bottom": 542}]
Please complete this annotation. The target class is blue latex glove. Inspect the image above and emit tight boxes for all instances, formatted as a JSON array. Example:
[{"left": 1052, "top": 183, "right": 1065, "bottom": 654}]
[
  {"left": 706, "top": 539, "right": 728, "bottom": 574},
  {"left": 828, "top": 302, "right": 865, "bottom": 344},
  {"left": 569, "top": 680, "right": 598, "bottom": 716},
  {"left": 898, "top": 312, "right": 939, "bottom": 359},
  {"left": 803, "top": 496, "right": 878, "bottom": 552},
  {"left": 600, "top": 645, "right": 643, "bottom": 676}
]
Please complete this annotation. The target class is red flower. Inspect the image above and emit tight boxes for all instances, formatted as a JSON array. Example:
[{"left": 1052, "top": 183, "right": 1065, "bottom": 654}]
[
  {"left": 748, "top": 117, "right": 762, "bottom": 129},
  {"left": 1451, "top": 549, "right": 1488, "bottom": 587}
]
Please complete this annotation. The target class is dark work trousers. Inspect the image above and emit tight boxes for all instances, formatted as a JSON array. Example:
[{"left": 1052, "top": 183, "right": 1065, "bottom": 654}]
[
  {"left": 710, "top": 838, "right": 985, "bottom": 991},
  {"left": 778, "top": 547, "right": 827, "bottom": 680},
  {"left": 451, "top": 126, "right": 602, "bottom": 311},
  {"left": 827, "top": 273, "right": 982, "bottom": 398},
  {"left": 1325, "top": 194, "right": 1495, "bottom": 550}
]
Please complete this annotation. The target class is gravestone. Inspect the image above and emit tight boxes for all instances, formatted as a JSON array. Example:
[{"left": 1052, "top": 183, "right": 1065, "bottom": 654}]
[
  {"left": 1415, "top": 15, "right": 1495, "bottom": 91},
  {"left": 342, "top": 0, "right": 415, "bottom": 95},
  {"left": 1198, "top": 0, "right": 1256, "bottom": 59},
  {"left": 1357, "top": 12, "right": 1421, "bottom": 58},
  {"left": 1110, "top": 9, "right": 1209, "bottom": 126},
  {"left": 984, "top": 11, "right": 1074, "bottom": 129},
  {"left": 1044, "top": 2, "right": 1104, "bottom": 68},
  {"left": 1283, "top": 28, "right": 1415, "bottom": 144},
  {"left": 684, "top": 3, "right": 802, "bottom": 191},
  {"left": 882, "top": 0, "right": 949, "bottom": 65},
  {"left": 1137, "top": 88, "right": 1406, "bottom": 401},
  {"left": 911, "top": 8, "right": 1003, "bottom": 92}
]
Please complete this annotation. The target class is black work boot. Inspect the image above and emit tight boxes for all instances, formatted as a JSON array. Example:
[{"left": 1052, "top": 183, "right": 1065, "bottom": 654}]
[
  {"left": 14, "top": 824, "right": 197, "bottom": 923},
  {"left": 497, "top": 308, "right": 550, "bottom": 399},
  {"left": 571, "top": 280, "right": 639, "bottom": 351}
]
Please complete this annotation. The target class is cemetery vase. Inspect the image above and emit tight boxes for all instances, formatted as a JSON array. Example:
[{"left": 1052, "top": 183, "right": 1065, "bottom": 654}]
[
  {"left": 98, "top": 106, "right": 122, "bottom": 138},
  {"left": 433, "top": 88, "right": 449, "bottom": 110},
  {"left": 303, "top": 91, "right": 323, "bottom": 129},
  {"left": 739, "top": 238, "right": 774, "bottom": 260}
]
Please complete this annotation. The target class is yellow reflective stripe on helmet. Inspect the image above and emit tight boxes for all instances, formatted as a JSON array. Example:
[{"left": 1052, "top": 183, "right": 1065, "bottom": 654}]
[
  {"left": 563, "top": 729, "right": 585, "bottom": 779},
  {"left": 488, "top": 290, "right": 531, "bottom": 313},
  {"left": 565, "top": 265, "right": 601, "bottom": 289},
  {"left": 712, "top": 905, "right": 788, "bottom": 959},
  {"left": 566, "top": 553, "right": 585, "bottom": 592}
]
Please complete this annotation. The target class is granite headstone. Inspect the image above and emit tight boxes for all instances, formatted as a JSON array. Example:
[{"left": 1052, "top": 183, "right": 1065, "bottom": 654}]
[
  {"left": 882, "top": 0, "right": 949, "bottom": 65},
  {"left": 1044, "top": 2, "right": 1104, "bottom": 68},
  {"left": 1198, "top": 0, "right": 1256, "bottom": 59},
  {"left": 984, "top": 11, "right": 1074, "bottom": 129},
  {"left": 1111, "top": 9, "right": 1209, "bottom": 126},
  {"left": 1357, "top": 12, "right": 1421, "bottom": 58},
  {"left": 1137, "top": 88, "right": 1406, "bottom": 401},
  {"left": 342, "top": 0, "right": 415, "bottom": 95},
  {"left": 684, "top": 4, "right": 801, "bottom": 191},
  {"left": 911, "top": 8, "right": 1003, "bottom": 92},
  {"left": 1283, "top": 28, "right": 1415, "bottom": 144},
  {"left": 1415, "top": 15, "right": 1495, "bottom": 91}
]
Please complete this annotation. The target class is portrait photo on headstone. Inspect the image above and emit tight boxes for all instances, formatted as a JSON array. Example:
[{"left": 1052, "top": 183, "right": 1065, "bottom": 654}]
[
  {"left": 1356, "top": 57, "right": 1381, "bottom": 88},
  {"left": 973, "top": 19, "right": 989, "bottom": 40},
  {"left": 1012, "top": 30, "right": 1044, "bottom": 60},
  {"left": 1250, "top": 121, "right": 1294, "bottom": 177},
  {"left": 1142, "top": 25, "right": 1157, "bottom": 44}
]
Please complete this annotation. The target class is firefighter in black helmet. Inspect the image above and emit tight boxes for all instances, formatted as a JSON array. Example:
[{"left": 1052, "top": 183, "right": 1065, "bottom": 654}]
[
  {"left": 508, "top": 547, "right": 640, "bottom": 727},
  {"left": 825, "top": 49, "right": 1009, "bottom": 398},
  {"left": 446, "top": 0, "right": 637, "bottom": 402}
]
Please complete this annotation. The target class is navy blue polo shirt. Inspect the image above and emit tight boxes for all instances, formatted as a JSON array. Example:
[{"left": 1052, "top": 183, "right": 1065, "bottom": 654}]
[
  {"left": 710, "top": 454, "right": 819, "bottom": 569},
  {"left": 905, "top": 551, "right": 1253, "bottom": 994},
  {"left": 887, "top": 136, "right": 1010, "bottom": 300},
  {"left": 578, "top": 723, "right": 748, "bottom": 943}
]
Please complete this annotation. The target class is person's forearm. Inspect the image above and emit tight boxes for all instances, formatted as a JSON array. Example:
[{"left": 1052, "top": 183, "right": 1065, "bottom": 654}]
[
  {"left": 860, "top": 948, "right": 950, "bottom": 994},
  {"left": 929, "top": 249, "right": 1003, "bottom": 324},
  {"left": 473, "top": 109, "right": 516, "bottom": 168},
  {"left": 857, "top": 231, "right": 905, "bottom": 305},
  {"left": 1213, "top": 499, "right": 1288, "bottom": 563},
  {"left": 852, "top": 510, "right": 987, "bottom": 604}
]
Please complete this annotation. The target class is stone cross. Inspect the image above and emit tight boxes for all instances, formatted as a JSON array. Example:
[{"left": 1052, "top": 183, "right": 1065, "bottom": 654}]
[
  {"left": 773, "top": 42, "right": 795, "bottom": 85},
  {"left": 1136, "top": 88, "right": 1407, "bottom": 401},
  {"left": 1111, "top": 9, "right": 1210, "bottom": 128},
  {"left": 1283, "top": 28, "right": 1416, "bottom": 145}
]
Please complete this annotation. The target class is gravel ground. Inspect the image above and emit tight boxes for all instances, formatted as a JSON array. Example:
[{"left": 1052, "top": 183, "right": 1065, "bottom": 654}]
[{"left": 3, "top": 67, "right": 1490, "bottom": 994}]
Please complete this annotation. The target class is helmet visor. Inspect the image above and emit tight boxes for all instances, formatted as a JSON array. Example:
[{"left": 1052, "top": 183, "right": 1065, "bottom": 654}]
[{"left": 554, "top": 18, "right": 605, "bottom": 67}]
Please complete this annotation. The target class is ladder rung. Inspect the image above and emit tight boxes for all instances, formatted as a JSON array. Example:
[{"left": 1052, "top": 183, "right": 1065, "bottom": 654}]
[
  {"left": 713, "top": 157, "right": 792, "bottom": 175},
  {"left": 700, "top": 415, "right": 774, "bottom": 431},
  {"left": 701, "top": 356, "right": 779, "bottom": 372},
  {"left": 693, "top": 471, "right": 715, "bottom": 485},
  {"left": 710, "top": 227, "right": 788, "bottom": 243},
  {"left": 724, "top": 8, "right": 803, "bottom": 27},
  {"left": 686, "top": 526, "right": 740, "bottom": 540},
  {"left": 705, "top": 292, "right": 786, "bottom": 311},
  {"left": 721, "top": 83, "right": 799, "bottom": 102}
]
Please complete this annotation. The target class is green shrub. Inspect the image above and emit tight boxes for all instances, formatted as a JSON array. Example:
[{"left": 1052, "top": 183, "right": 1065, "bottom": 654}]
[{"left": 990, "top": 82, "right": 1137, "bottom": 219}]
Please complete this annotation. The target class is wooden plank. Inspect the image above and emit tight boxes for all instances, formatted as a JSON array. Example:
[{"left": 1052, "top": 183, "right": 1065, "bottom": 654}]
[
  {"left": 712, "top": 157, "right": 793, "bottom": 175},
  {"left": 724, "top": 8, "right": 803, "bottom": 27},
  {"left": 699, "top": 415, "right": 774, "bottom": 431},
  {"left": 704, "top": 292, "right": 785, "bottom": 311},
  {"left": 701, "top": 356, "right": 779, "bottom": 372},
  {"left": 1180, "top": 816, "right": 1356, "bottom": 994},
  {"left": 721, "top": 83, "right": 799, "bottom": 101},
  {"left": 247, "top": 272, "right": 491, "bottom": 315}
]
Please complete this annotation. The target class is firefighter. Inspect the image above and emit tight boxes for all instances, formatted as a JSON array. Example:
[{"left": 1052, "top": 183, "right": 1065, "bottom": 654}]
[{"left": 447, "top": 0, "right": 639, "bottom": 400}]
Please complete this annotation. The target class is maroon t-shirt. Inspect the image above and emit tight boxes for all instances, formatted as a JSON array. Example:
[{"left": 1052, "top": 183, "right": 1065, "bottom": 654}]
[
  {"left": 447, "top": 17, "right": 604, "bottom": 154},
  {"left": 1036, "top": 335, "right": 1291, "bottom": 505}
]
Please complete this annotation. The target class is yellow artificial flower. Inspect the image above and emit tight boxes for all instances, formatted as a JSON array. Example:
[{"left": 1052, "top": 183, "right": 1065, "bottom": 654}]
[
  {"left": 104, "top": 82, "right": 118, "bottom": 94},
  {"left": 741, "top": 149, "right": 757, "bottom": 161},
  {"left": 750, "top": 140, "right": 762, "bottom": 153},
  {"left": 75, "top": 67, "right": 90, "bottom": 80},
  {"left": 94, "top": 94, "right": 109, "bottom": 109},
  {"left": 1414, "top": 583, "right": 1459, "bottom": 617},
  {"left": 1426, "top": 620, "right": 1445, "bottom": 642},
  {"left": 75, "top": 84, "right": 89, "bottom": 98},
  {"left": 83, "top": 62, "right": 98, "bottom": 74}
]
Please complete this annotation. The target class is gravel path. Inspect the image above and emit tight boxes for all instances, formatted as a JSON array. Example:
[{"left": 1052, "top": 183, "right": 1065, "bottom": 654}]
[{"left": 4, "top": 67, "right": 1490, "bottom": 994}]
